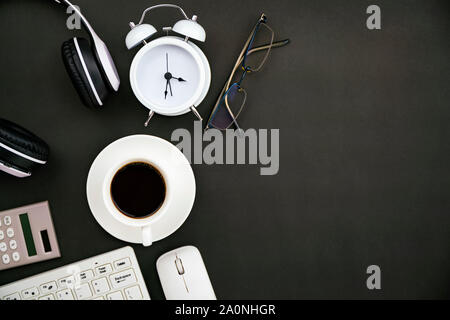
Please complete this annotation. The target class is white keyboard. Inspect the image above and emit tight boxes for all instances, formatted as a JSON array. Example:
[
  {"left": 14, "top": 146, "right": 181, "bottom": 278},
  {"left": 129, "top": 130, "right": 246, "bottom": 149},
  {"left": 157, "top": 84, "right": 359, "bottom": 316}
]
[{"left": 0, "top": 246, "right": 150, "bottom": 300}]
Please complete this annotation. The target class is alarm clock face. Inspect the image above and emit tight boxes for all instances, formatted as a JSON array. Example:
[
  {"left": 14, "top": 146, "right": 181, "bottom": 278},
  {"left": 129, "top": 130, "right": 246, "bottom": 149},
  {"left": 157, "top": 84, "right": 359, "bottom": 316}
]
[{"left": 130, "top": 38, "right": 206, "bottom": 115}]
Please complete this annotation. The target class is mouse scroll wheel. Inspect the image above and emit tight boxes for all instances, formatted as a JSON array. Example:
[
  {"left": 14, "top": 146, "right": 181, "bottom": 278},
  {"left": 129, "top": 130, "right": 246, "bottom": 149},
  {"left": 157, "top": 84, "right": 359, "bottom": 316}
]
[{"left": 175, "top": 257, "right": 185, "bottom": 275}]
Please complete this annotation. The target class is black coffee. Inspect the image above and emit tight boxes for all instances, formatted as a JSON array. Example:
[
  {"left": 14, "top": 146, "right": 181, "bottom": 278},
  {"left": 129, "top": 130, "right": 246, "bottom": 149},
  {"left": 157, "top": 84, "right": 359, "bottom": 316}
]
[{"left": 110, "top": 162, "right": 166, "bottom": 219}]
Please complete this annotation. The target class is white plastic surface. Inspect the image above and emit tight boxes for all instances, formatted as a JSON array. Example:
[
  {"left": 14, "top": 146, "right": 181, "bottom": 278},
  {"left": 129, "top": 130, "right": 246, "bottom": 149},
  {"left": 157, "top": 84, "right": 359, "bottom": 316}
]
[
  {"left": 63, "top": 0, "right": 120, "bottom": 91},
  {"left": 129, "top": 36, "right": 210, "bottom": 116},
  {"left": 126, "top": 24, "right": 158, "bottom": 49},
  {"left": 172, "top": 19, "right": 206, "bottom": 42},
  {"left": 157, "top": 246, "right": 216, "bottom": 300}
]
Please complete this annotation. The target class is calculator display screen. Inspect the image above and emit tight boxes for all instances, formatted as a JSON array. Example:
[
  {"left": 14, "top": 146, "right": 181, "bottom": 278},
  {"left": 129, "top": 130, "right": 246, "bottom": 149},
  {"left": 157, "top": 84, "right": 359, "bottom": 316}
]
[
  {"left": 40, "top": 230, "right": 52, "bottom": 253},
  {"left": 19, "top": 213, "right": 37, "bottom": 257}
]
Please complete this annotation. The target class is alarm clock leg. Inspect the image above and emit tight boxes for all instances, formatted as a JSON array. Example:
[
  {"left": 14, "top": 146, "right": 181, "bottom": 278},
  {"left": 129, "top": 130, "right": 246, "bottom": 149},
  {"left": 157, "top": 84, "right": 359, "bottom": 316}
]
[
  {"left": 190, "top": 106, "right": 203, "bottom": 121},
  {"left": 144, "top": 110, "right": 155, "bottom": 127}
]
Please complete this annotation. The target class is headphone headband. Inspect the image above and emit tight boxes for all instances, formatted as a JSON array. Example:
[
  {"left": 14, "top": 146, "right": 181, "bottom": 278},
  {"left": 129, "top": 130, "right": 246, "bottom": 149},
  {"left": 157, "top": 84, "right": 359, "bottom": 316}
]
[{"left": 54, "top": 0, "right": 120, "bottom": 91}]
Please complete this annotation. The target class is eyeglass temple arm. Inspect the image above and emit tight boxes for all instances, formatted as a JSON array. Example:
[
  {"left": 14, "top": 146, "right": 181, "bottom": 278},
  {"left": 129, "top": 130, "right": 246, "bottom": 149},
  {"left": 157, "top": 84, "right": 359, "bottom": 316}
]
[
  {"left": 225, "top": 39, "right": 290, "bottom": 99},
  {"left": 224, "top": 39, "right": 290, "bottom": 93},
  {"left": 206, "top": 39, "right": 290, "bottom": 129},
  {"left": 242, "top": 39, "right": 290, "bottom": 64}
]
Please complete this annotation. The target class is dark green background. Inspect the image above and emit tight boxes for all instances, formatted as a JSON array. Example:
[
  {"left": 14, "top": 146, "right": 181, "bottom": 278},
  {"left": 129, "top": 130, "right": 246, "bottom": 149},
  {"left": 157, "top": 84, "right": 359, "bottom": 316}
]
[{"left": 0, "top": 0, "right": 449, "bottom": 299}]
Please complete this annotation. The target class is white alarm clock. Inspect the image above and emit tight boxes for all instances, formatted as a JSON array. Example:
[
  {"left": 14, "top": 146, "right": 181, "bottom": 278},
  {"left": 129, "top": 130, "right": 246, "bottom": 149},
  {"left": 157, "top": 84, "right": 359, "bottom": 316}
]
[{"left": 126, "top": 4, "right": 211, "bottom": 126}]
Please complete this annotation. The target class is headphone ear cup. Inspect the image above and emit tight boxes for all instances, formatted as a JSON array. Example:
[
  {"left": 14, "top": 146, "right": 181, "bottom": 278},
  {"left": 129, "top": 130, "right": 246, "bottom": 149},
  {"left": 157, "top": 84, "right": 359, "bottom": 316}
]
[
  {"left": 0, "top": 119, "right": 49, "bottom": 161},
  {"left": 61, "top": 38, "right": 109, "bottom": 108},
  {"left": 0, "top": 119, "right": 49, "bottom": 177}
]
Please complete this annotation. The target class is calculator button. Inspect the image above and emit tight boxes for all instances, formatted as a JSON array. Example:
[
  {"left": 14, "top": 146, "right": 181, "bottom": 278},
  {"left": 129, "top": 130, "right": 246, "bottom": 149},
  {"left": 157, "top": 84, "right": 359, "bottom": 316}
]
[
  {"left": 77, "top": 270, "right": 94, "bottom": 282},
  {"left": 0, "top": 242, "right": 6, "bottom": 252},
  {"left": 95, "top": 263, "right": 112, "bottom": 275},
  {"left": 92, "top": 277, "right": 110, "bottom": 294},
  {"left": 109, "top": 269, "right": 137, "bottom": 289},
  {"left": 6, "top": 227, "right": 14, "bottom": 238},
  {"left": 12, "top": 251, "right": 20, "bottom": 262},
  {"left": 75, "top": 283, "right": 93, "bottom": 300},
  {"left": 56, "top": 289, "right": 75, "bottom": 300},
  {"left": 0, "top": 230, "right": 4, "bottom": 240},
  {"left": 22, "top": 287, "right": 39, "bottom": 299},
  {"left": 124, "top": 285, "right": 143, "bottom": 300},
  {"left": 2, "top": 254, "right": 10, "bottom": 264},
  {"left": 106, "top": 291, "right": 124, "bottom": 300},
  {"left": 4, "top": 216, "right": 12, "bottom": 226},
  {"left": 39, "top": 294, "right": 55, "bottom": 300},
  {"left": 9, "top": 239, "right": 17, "bottom": 250},
  {"left": 40, "top": 281, "right": 57, "bottom": 293},
  {"left": 114, "top": 257, "right": 131, "bottom": 270}
]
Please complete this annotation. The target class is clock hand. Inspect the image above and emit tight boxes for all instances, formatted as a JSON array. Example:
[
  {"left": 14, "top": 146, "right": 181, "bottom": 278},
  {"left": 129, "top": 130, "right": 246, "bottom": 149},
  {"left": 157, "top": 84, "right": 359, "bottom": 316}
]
[
  {"left": 166, "top": 52, "right": 169, "bottom": 73},
  {"left": 166, "top": 53, "right": 186, "bottom": 82},
  {"left": 168, "top": 78, "right": 173, "bottom": 96},
  {"left": 163, "top": 54, "right": 181, "bottom": 96},
  {"left": 172, "top": 76, "right": 187, "bottom": 82},
  {"left": 164, "top": 80, "right": 169, "bottom": 99}
]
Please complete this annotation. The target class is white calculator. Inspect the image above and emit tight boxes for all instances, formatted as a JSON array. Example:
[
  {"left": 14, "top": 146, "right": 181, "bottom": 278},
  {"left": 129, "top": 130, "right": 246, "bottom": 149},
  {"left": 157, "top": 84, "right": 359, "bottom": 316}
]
[{"left": 0, "top": 201, "right": 60, "bottom": 271}]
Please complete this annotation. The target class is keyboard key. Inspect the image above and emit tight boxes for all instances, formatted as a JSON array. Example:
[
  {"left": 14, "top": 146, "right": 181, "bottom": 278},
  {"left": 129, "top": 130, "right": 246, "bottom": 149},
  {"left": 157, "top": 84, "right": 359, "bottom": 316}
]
[
  {"left": 39, "top": 294, "right": 55, "bottom": 300},
  {"left": 12, "top": 252, "right": 20, "bottom": 262},
  {"left": 57, "top": 289, "right": 75, "bottom": 300},
  {"left": 75, "top": 283, "right": 93, "bottom": 300},
  {"left": 3, "top": 292, "right": 21, "bottom": 300},
  {"left": 58, "top": 277, "right": 68, "bottom": 288},
  {"left": 95, "top": 263, "right": 112, "bottom": 276},
  {"left": 4, "top": 216, "right": 12, "bottom": 226},
  {"left": 59, "top": 275, "right": 76, "bottom": 289},
  {"left": 114, "top": 257, "right": 131, "bottom": 270},
  {"left": 22, "top": 287, "right": 39, "bottom": 299},
  {"left": 6, "top": 228, "right": 14, "bottom": 238},
  {"left": 2, "top": 254, "right": 10, "bottom": 264},
  {"left": 77, "top": 269, "right": 94, "bottom": 282},
  {"left": 92, "top": 277, "right": 110, "bottom": 294},
  {"left": 109, "top": 269, "right": 137, "bottom": 289},
  {"left": 107, "top": 291, "right": 124, "bottom": 300},
  {"left": 9, "top": 239, "right": 17, "bottom": 250},
  {"left": 124, "top": 285, "right": 143, "bottom": 300},
  {"left": 0, "top": 242, "right": 6, "bottom": 252},
  {"left": 40, "top": 281, "right": 57, "bottom": 293}
]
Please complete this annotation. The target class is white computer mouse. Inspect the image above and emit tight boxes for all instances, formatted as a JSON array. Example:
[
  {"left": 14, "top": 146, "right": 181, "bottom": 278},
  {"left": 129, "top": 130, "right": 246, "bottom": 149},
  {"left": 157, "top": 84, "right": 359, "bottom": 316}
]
[{"left": 156, "top": 245, "right": 216, "bottom": 300}]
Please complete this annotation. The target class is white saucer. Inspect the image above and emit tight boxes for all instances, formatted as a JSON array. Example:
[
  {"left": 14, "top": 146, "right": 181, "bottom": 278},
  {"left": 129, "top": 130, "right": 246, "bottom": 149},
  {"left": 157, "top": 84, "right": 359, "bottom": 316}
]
[{"left": 86, "top": 135, "right": 196, "bottom": 244}]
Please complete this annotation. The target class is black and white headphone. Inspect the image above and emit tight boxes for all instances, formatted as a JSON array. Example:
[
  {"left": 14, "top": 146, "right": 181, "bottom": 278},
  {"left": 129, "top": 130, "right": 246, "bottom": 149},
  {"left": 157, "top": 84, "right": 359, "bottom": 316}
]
[{"left": 0, "top": 0, "right": 120, "bottom": 178}]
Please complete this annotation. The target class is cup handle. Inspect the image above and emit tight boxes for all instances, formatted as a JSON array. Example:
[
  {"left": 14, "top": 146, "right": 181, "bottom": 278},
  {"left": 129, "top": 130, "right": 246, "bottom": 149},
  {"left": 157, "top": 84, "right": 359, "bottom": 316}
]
[{"left": 142, "top": 226, "right": 153, "bottom": 247}]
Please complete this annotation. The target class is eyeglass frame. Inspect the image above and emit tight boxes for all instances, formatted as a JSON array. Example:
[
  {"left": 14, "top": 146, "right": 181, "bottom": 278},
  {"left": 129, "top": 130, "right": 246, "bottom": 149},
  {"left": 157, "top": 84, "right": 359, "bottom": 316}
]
[{"left": 205, "top": 13, "right": 289, "bottom": 131}]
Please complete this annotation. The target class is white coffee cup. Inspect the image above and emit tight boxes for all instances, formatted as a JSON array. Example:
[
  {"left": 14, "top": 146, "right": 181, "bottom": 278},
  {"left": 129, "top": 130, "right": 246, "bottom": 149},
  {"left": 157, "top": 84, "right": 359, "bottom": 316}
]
[
  {"left": 87, "top": 135, "right": 195, "bottom": 246},
  {"left": 102, "top": 158, "right": 172, "bottom": 247}
]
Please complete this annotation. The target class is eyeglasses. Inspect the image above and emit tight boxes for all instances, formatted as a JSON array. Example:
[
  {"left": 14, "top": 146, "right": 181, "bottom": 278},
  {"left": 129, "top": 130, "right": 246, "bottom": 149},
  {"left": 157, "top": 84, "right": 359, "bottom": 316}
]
[{"left": 205, "top": 13, "right": 290, "bottom": 131}]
